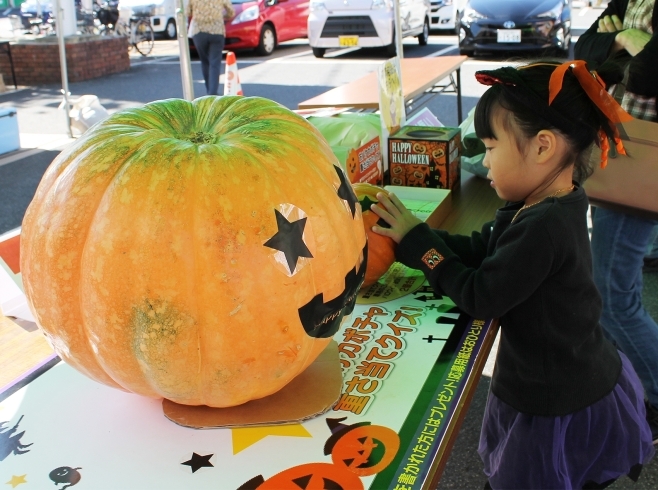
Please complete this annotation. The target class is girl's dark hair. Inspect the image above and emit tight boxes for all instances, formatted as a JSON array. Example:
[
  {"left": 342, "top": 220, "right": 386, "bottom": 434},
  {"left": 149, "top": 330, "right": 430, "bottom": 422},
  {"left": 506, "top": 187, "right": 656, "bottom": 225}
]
[{"left": 474, "top": 60, "right": 625, "bottom": 183}]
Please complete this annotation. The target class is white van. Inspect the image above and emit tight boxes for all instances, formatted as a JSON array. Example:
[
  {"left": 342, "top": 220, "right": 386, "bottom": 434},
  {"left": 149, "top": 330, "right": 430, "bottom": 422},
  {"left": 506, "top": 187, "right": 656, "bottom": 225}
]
[
  {"left": 307, "top": 0, "right": 431, "bottom": 58},
  {"left": 118, "top": 0, "right": 180, "bottom": 39}
]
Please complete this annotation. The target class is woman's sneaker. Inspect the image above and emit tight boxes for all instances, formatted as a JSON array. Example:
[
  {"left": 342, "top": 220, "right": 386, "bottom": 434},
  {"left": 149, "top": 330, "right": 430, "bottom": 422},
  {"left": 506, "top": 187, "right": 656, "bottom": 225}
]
[{"left": 646, "top": 401, "right": 658, "bottom": 445}]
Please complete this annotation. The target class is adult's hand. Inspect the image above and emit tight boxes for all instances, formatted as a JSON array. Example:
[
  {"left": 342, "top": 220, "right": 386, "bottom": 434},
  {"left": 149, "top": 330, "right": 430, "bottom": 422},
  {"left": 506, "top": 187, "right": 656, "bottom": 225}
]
[
  {"left": 597, "top": 14, "right": 651, "bottom": 56},
  {"left": 615, "top": 29, "right": 652, "bottom": 56},
  {"left": 597, "top": 14, "right": 623, "bottom": 33},
  {"left": 370, "top": 192, "right": 422, "bottom": 244}
]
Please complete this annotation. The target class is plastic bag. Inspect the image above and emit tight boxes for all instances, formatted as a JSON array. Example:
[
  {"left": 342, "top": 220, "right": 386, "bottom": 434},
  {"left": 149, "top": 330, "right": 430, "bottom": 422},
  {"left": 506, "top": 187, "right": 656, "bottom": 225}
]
[
  {"left": 65, "top": 95, "right": 110, "bottom": 135},
  {"left": 459, "top": 107, "right": 488, "bottom": 179}
]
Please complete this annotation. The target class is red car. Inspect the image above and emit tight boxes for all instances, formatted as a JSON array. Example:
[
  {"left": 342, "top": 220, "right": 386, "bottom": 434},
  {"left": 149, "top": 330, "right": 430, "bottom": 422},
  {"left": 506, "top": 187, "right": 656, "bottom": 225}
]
[{"left": 225, "top": 0, "right": 309, "bottom": 56}]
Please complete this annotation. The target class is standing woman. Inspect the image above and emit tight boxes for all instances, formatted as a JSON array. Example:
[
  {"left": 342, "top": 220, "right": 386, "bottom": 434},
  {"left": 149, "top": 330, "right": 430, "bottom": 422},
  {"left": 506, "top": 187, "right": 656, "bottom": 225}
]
[
  {"left": 186, "top": 0, "right": 235, "bottom": 95},
  {"left": 575, "top": 0, "right": 658, "bottom": 445}
]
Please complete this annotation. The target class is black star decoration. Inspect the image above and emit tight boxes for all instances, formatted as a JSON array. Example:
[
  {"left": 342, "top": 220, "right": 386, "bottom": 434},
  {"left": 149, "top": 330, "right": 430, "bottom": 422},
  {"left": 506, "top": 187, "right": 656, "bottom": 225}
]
[
  {"left": 264, "top": 209, "right": 313, "bottom": 273},
  {"left": 358, "top": 195, "right": 390, "bottom": 229},
  {"left": 358, "top": 195, "right": 378, "bottom": 212},
  {"left": 335, "top": 166, "right": 358, "bottom": 218},
  {"left": 181, "top": 452, "right": 214, "bottom": 473}
]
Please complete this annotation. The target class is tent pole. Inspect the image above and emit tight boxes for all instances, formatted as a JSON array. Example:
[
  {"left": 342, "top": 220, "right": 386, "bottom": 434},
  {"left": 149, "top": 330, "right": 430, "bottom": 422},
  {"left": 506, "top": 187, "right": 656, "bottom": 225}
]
[
  {"left": 55, "top": 0, "right": 72, "bottom": 137},
  {"left": 393, "top": 0, "right": 403, "bottom": 58},
  {"left": 175, "top": 0, "right": 195, "bottom": 101}
]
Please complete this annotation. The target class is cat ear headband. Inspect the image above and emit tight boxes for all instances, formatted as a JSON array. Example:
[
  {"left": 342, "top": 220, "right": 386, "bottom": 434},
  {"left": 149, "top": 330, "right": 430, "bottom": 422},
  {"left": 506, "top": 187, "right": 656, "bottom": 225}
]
[{"left": 476, "top": 61, "right": 633, "bottom": 168}]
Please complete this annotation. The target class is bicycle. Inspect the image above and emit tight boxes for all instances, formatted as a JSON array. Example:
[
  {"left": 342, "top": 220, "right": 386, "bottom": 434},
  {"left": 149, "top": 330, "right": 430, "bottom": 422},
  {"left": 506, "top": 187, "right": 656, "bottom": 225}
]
[{"left": 96, "top": 2, "right": 154, "bottom": 56}]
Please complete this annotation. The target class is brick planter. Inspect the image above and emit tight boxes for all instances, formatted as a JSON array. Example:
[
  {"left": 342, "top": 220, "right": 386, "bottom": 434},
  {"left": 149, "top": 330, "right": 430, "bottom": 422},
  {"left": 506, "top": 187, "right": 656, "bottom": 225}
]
[{"left": 0, "top": 35, "right": 130, "bottom": 86}]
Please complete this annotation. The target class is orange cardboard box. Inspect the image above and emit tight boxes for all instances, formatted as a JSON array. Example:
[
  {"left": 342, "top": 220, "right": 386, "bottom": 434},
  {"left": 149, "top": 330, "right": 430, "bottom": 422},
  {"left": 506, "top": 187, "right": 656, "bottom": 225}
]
[
  {"left": 345, "top": 136, "right": 383, "bottom": 185},
  {"left": 388, "top": 126, "right": 461, "bottom": 189}
]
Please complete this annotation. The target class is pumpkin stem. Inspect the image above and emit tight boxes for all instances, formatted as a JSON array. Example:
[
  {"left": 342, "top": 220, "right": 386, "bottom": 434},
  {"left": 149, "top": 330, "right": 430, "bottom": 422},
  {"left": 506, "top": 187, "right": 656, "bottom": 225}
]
[{"left": 188, "top": 132, "right": 215, "bottom": 144}]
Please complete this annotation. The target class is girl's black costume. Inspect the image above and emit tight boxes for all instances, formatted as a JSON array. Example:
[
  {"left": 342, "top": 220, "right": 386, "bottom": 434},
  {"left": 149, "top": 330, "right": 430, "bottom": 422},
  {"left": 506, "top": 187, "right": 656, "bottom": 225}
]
[{"left": 396, "top": 186, "right": 654, "bottom": 489}]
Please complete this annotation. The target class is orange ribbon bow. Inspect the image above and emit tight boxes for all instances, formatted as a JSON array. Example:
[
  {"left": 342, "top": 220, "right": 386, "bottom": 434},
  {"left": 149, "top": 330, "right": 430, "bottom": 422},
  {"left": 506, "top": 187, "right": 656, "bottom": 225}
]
[{"left": 547, "top": 60, "right": 632, "bottom": 168}]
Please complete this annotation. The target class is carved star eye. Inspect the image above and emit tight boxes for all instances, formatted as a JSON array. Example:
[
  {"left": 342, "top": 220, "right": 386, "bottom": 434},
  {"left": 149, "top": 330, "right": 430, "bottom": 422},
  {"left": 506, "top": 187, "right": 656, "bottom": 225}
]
[
  {"left": 263, "top": 209, "right": 313, "bottom": 274},
  {"left": 334, "top": 165, "right": 358, "bottom": 218}
]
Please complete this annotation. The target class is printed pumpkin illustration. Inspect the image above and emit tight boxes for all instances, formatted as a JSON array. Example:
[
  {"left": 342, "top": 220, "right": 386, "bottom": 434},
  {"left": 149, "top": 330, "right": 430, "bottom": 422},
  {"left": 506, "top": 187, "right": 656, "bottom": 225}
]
[
  {"left": 324, "top": 418, "right": 400, "bottom": 477},
  {"left": 21, "top": 96, "right": 367, "bottom": 407},
  {"left": 352, "top": 183, "right": 396, "bottom": 288},
  {"left": 242, "top": 463, "right": 364, "bottom": 490},
  {"left": 412, "top": 142, "right": 427, "bottom": 154},
  {"left": 346, "top": 148, "right": 359, "bottom": 182},
  {"left": 431, "top": 145, "right": 446, "bottom": 162},
  {"left": 405, "top": 164, "right": 430, "bottom": 186}
]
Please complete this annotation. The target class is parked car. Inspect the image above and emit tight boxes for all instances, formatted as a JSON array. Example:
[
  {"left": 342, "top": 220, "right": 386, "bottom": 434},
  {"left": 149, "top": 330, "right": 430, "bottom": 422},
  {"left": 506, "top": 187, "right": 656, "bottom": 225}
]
[
  {"left": 219, "top": 0, "right": 310, "bottom": 56},
  {"left": 457, "top": 0, "right": 571, "bottom": 56},
  {"left": 117, "top": 0, "right": 179, "bottom": 39},
  {"left": 429, "top": 0, "right": 466, "bottom": 30},
  {"left": 307, "top": 0, "right": 431, "bottom": 58}
]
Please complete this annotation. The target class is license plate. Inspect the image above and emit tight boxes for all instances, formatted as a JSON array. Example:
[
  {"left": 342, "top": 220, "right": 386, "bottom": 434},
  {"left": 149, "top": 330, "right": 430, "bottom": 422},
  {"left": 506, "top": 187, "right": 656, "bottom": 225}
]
[
  {"left": 339, "top": 36, "right": 359, "bottom": 47},
  {"left": 497, "top": 29, "right": 521, "bottom": 43}
]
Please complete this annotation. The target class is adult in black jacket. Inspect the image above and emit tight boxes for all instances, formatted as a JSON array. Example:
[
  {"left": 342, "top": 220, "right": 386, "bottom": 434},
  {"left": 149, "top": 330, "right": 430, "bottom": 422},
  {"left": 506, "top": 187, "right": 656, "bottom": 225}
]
[
  {"left": 575, "top": 0, "right": 658, "bottom": 445},
  {"left": 575, "top": 0, "right": 657, "bottom": 103}
]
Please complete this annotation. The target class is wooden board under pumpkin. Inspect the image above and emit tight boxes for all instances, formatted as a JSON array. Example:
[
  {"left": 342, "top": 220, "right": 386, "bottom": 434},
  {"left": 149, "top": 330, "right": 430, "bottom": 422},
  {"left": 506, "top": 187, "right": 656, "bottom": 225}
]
[{"left": 163, "top": 341, "right": 343, "bottom": 428}]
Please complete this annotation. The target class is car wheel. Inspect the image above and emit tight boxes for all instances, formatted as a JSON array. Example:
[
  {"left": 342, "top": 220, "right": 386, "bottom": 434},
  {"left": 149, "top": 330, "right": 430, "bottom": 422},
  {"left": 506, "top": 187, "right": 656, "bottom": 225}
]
[
  {"left": 165, "top": 19, "right": 177, "bottom": 39},
  {"left": 386, "top": 28, "right": 397, "bottom": 57},
  {"left": 459, "top": 47, "right": 473, "bottom": 56},
  {"left": 418, "top": 18, "right": 429, "bottom": 46},
  {"left": 256, "top": 24, "right": 276, "bottom": 56},
  {"left": 312, "top": 47, "right": 326, "bottom": 58}
]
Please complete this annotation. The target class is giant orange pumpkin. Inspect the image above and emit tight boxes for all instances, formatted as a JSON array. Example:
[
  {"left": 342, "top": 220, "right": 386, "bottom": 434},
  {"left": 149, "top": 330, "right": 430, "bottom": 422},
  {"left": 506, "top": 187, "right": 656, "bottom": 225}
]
[
  {"left": 352, "top": 183, "right": 396, "bottom": 288},
  {"left": 21, "top": 96, "right": 367, "bottom": 407}
]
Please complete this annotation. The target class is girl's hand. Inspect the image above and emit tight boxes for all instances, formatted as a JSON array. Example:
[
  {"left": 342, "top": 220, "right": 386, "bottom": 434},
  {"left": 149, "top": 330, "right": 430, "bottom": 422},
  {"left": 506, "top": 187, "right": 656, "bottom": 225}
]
[{"left": 370, "top": 192, "right": 422, "bottom": 244}]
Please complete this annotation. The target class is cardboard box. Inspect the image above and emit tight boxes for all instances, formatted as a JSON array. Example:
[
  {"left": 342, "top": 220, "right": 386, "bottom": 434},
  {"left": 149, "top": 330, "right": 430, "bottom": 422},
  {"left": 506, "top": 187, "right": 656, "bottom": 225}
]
[
  {"left": 384, "top": 185, "right": 452, "bottom": 226},
  {"left": 0, "top": 107, "right": 20, "bottom": 156},
  {"left": 162, "top": 341, "right": 342, "bottom": 428},
  {"left": 389, "top": 126, "right": 461, "bottom": 189}
]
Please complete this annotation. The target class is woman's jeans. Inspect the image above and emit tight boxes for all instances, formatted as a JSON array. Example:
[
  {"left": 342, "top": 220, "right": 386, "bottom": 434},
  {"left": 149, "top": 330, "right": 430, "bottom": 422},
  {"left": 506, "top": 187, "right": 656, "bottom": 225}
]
[
  {"left": 647, "top": 225, "right": 658, "bottom": 260},
  {"left": 192, "top": 32, "right": 225, "bottom": 95},
  {"left": 591, "top": 206, "right": 658, "bottom": 408}
]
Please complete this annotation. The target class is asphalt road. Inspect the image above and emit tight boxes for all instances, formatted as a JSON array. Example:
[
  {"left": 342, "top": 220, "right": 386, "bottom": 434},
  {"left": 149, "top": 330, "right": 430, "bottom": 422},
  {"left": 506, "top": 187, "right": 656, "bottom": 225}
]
[
  {"left": 0, "top": 4, "right": 605, "bottom": 140},
  {"left": 5, "top": 3, "right": 657, "bottom": 489}
]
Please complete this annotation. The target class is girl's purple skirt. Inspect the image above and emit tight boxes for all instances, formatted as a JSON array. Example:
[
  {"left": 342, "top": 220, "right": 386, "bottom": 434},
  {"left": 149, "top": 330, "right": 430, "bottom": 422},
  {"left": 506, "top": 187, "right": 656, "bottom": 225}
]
[{"left": 478, "top": 352, "right": 655, "bottom": 490}]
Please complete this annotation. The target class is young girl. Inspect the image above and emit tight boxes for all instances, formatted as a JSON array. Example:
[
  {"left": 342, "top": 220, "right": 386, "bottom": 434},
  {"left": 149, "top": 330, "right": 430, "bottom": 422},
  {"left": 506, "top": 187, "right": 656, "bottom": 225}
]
[{"left": 371, "top": 61, "right": 655, "bottom": 489}]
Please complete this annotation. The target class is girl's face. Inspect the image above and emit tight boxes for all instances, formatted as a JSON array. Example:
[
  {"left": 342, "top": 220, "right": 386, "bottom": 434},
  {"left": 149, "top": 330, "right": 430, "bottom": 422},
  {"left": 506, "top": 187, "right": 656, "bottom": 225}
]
[{"left": 481, "top": 111, "right": 547, "bottom": 203}]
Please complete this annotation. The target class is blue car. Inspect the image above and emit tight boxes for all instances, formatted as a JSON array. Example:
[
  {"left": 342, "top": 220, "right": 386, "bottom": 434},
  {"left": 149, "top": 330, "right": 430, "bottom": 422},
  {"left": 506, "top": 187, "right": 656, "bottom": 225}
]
[{"left": 457, "top": 0, "right": 571, "bottom": 56}]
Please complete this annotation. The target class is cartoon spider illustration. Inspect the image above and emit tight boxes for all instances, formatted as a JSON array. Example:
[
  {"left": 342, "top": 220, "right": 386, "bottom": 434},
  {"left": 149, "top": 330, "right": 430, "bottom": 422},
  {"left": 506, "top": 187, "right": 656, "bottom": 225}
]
[
  {"left": 0, "top": 415, "right": 33, "bottom": 461},
  {"left": 49, "top": 466, "right": 83, "bottom": 489}
]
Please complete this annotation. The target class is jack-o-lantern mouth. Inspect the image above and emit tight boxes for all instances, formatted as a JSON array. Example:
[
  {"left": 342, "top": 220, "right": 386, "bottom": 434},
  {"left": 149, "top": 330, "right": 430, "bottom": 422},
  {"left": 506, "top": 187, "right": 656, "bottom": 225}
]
[{"left": 298, "top": 243, "right": 367, "bottom": 338}]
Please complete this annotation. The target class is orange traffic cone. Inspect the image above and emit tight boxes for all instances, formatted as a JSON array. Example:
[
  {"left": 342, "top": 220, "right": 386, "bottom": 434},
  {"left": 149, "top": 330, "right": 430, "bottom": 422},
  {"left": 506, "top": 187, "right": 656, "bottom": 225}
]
[{"left": 224, "top": 51, "right": 243, "bottom": 96}]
